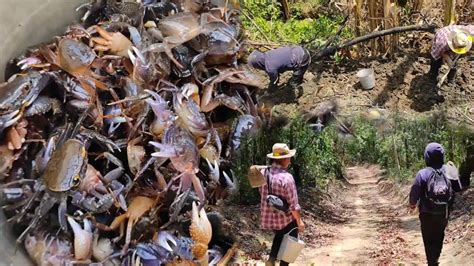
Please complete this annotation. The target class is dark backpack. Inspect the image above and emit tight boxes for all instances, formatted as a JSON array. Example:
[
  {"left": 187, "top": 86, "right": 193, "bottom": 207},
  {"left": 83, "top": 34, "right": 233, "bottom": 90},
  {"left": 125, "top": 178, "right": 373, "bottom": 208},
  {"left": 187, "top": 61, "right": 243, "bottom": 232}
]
[{"left": 425, "top": 167, "right": 453, "bottom": 217}]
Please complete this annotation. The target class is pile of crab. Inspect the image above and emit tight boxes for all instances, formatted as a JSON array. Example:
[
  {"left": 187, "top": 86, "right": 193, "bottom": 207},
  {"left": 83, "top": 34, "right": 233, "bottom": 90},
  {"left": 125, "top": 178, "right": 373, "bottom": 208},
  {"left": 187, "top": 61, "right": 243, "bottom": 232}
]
[{"left": 0, "top": 0, "right": 265, "bottom": 265}]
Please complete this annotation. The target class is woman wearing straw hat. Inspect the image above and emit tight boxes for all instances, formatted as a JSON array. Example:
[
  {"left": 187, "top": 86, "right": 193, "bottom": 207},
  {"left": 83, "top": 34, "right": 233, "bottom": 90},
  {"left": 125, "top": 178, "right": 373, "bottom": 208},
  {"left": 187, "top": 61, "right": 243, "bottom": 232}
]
[
  {"left": 259, "top": 143, "right": 304, "bottom": 266},
  {"left": 429, "top": 24, "right": 473, "bottom": 83}
]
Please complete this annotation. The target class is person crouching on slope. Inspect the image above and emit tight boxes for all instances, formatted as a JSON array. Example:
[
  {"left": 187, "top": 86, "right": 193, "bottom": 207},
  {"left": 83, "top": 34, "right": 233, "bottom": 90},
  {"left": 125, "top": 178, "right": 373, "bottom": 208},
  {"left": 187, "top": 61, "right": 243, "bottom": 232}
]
[
  {"left": 429, "top": 24, "right": 473, "bottom": 83},
  {"left": 248, "top": 46, "right": 311, "bottom": 92}
]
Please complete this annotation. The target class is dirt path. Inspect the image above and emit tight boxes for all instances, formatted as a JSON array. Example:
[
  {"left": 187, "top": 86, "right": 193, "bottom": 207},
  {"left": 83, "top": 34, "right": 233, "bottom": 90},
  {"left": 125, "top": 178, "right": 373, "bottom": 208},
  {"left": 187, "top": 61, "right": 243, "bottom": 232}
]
[{"left": 296, "top": 165, "right": 426, "bottom": 265}]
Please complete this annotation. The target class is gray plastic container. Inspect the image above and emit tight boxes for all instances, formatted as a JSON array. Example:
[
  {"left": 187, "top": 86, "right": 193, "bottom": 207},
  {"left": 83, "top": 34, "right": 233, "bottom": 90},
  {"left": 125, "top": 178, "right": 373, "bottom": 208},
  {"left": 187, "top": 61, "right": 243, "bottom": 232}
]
[{"left": 0, "top": 0, "right": 86, "bottom": 264}]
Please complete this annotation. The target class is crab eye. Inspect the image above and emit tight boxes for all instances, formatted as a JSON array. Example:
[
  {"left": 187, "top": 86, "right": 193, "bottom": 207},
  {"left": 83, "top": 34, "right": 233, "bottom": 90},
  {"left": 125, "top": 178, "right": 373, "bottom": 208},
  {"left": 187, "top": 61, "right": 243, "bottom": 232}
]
[{"left": 72, "top": 175, "right": 81, "bottom": 187}]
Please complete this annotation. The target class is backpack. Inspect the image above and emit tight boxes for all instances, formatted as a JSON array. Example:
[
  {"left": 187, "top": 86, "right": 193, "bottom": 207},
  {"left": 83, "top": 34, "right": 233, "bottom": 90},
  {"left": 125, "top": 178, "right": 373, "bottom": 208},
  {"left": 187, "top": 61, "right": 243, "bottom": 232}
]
[{"left": 425, "top": 167, "right": 453, "bottom": 217}]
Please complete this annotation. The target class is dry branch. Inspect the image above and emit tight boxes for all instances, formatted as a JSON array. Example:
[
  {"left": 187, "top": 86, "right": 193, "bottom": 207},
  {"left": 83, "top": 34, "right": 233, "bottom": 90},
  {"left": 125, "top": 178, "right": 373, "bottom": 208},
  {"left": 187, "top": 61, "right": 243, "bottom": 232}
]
[{"left": 313, "top": 23, "right": 437, "bottom": 60}]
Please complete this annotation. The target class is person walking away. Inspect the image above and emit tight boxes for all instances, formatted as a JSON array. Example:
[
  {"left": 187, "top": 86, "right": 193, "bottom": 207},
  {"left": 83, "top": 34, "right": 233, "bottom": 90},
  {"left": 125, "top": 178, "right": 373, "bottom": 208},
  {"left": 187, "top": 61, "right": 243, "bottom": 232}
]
[
  {"left": 409, "top": 143, "right": 462, "bottom": 265},
  {"left": 429, "top": 24, "right": 473, "bottom": 83},
  {"left": 259, "top": 143, "right": 304, "bottom": 266},
  {"left": 248, "top": 46, "right": 311, "bottom": 92}
]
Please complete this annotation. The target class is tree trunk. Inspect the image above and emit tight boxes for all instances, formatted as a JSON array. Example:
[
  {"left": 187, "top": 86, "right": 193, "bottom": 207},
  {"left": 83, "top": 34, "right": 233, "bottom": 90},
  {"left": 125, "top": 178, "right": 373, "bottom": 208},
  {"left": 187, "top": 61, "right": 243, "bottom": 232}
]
[{"left": 280, "top": 0, "right": 291, "bottom": 21}]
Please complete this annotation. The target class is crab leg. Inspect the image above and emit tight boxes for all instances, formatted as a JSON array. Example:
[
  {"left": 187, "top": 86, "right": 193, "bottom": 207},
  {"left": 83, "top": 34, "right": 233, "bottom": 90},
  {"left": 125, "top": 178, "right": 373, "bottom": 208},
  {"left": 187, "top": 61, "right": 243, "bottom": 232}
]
[
  {"left": 95, "top": 26, "right": 114, "bottom": 40},
  {"left": 90, "top": 37, "right": 111, "bottom": 46}
]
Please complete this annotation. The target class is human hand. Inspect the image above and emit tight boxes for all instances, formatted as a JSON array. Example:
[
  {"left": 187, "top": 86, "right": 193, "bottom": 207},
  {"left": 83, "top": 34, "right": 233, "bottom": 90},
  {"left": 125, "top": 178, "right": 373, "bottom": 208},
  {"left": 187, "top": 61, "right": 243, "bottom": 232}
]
[
  {"left": 297, "top": 220, "right": 305, "bottom": 233},
  {"left": 91, "top": 26, "right": 132, "bottom": 57}
]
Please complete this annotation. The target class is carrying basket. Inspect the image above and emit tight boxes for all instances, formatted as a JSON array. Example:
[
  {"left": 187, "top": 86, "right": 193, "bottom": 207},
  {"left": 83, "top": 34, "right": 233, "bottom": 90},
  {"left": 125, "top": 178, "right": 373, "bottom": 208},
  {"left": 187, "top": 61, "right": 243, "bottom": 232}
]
[
  {"left": 277, "top": 227, "right": 305, "bottom": 263},
  {"left": 247, "top": 165, "right": 267, "bottom": 188}
]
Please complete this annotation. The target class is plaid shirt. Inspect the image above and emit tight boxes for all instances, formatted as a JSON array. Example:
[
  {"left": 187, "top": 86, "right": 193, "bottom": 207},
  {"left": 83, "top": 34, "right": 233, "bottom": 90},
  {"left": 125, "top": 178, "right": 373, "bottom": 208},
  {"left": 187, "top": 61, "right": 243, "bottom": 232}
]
[
  {"left": 259, "top": 164, "right": 301, "bottom": 230},
  {"left": 431, "top": 25, "right": 474, "bottom": 60}
]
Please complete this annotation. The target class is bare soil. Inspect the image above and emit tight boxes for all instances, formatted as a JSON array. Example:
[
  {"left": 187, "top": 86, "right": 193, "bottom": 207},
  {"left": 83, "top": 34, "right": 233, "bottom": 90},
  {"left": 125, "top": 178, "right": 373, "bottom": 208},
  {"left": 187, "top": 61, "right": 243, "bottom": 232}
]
[{"left": 257, "top": 41, "right": 473, "bottom": 125}]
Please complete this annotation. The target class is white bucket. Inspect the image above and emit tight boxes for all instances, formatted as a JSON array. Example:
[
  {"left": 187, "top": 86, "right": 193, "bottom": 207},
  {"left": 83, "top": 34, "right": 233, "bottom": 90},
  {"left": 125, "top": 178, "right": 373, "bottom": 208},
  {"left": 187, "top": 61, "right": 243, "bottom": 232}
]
[
  {"left": 356, "top": 68, "right": 376, "bottom": 90},
  {"left": 277, "top": 228, "right": 305, "bottom": 263}
]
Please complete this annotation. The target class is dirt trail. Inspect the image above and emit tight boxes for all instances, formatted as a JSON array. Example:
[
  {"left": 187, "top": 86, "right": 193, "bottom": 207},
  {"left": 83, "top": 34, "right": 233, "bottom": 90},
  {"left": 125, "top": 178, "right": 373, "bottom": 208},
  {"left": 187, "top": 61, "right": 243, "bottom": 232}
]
[{"left": 297, "top": 165, "right": 426, "bottom": 265}]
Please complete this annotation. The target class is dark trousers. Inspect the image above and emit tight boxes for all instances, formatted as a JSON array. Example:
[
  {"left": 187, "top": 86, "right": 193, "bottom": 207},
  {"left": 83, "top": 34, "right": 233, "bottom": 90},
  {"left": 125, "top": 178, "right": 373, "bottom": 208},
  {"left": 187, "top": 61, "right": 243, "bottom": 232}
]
[
  {"left": 269, "top": 220, "right": 298, "bottom": 265},
  {"left": 429, "top": 56, "right": 457, "bottom": 82},
  {"left": 419, "top": 213, "right": 448, "bottom": 266},
  {"left": 290, "top": 49, "right": 311, "bottom": 86}
]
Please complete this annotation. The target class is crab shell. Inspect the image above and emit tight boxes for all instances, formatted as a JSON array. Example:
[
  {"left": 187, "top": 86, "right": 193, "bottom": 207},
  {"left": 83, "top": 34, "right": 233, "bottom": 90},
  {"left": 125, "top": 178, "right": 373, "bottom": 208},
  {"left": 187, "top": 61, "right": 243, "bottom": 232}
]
[{"left": 189, "top": 201, "right": 212, "bottom": 259}]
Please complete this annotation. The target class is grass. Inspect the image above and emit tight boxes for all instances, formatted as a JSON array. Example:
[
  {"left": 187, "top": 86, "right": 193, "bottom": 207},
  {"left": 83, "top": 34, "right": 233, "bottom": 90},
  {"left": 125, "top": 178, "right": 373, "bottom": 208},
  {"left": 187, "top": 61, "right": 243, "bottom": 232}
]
[{"left": 240, "top": 0, "right": 352, "bottom": 47}]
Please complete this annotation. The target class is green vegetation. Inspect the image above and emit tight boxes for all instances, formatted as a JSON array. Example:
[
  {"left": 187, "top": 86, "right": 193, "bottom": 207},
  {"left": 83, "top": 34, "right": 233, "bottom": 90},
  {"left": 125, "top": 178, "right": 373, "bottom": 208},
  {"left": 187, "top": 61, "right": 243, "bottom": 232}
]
[
  {"left": 232, "top": 113, "right": 473, "bottom": 205},
  {"left": 341, "top": 114, "right": 473, "bottom": 182},
  {"left": 240, "top": 0, "right": 351, "bottom": 46}
]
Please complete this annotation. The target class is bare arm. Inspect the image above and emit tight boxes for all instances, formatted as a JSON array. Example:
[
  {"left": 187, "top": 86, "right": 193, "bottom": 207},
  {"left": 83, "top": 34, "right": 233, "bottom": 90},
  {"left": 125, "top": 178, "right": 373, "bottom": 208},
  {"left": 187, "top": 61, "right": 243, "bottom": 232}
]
[
  {"left": 287, "top": 179, "right": 304, "bottom": 232},
  {"left": 291, "top": 210, "right": 304, "bottom": 232},
  {"left": 442, "top": 53, "right": 453, "bottom": 65}
]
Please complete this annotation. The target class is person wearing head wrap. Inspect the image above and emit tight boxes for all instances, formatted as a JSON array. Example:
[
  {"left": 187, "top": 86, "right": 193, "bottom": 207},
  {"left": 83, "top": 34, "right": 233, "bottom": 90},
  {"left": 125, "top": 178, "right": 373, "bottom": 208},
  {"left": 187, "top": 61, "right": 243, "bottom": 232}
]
[
  {"left": 247, "top": 46, "right": 311, "bottom": 92},
  {"left": 409, "top": 143, "right": 462, "bottom": 266},
  {"left": 429, "top": 24, "right": 473, "bottom": 83}
]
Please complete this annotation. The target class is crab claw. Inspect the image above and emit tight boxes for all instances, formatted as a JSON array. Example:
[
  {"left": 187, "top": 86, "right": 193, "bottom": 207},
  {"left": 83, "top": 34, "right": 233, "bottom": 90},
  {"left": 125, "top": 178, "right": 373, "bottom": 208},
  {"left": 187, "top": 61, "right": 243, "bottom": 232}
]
[
  {"left": 208, "top": 248, "right": 223, "bottom": 265},
  {"left": 149, "top": 141, "right": 178, "bottom": 158},
  {"left": 223, "top": 171, "right": 238, "bottom": 194},
  {"left": 156, "top": 231, "right": 177, "bottom": 252},
  {"left": 128, "top": 46, "right": 146, "bottom": 65},
  {"left": 190, "top": 201, "right": 212, "bottom": 245},
  {"left": 17, "top": 57, "right": 43, "bottom": 70},
  {"left": 190, "top": 201, "right": 212, "bottom": 259},
  {"left": 145, "top": 90, "right": 172, "bottom": 121},
  {"left": 206, "top": 158, "right": 220, "bottom": 183},
  {"left": 181, "top": 83, "right": 200, "bottom": 105},
  {"left": 67, "top": 217, "right": 93, "bottom": 260}
]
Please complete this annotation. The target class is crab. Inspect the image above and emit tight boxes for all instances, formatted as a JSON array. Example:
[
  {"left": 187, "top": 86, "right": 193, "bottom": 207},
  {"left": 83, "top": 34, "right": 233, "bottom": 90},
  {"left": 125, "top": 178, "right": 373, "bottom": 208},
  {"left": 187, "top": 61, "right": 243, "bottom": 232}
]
[
  {"left": 173, "top": 84, "right": 210, "bottom": 137},
  {"left": 149, "top": 124, "right": 206, "bottom": 203},
  {"left": 24, "top": 231, "right": 74, "bottom": 265},
  {"left": 200, "top": 69, "right": 249, "bottom": 114},
  {"left": 71, "top": 162, "right": 130, "bottom": 214},
  {"left": 136, "top": 201, "right": 212, "bottom": 264},
  {"left": 97, "top": 196, "right": 157, "bottom": 252},
  {"left": 143, "top": 12, "right": 203, "bottom": 69},
  {"left": 229, "top": 114, "right": 262, "bottom": 156},
  {"left": 4, "top": 120, "right": 122, "bottom": 245},
  {"left": 200, "top": 127, "right": 222, "bottom": 161},
  {"left": 145, "top": 89, "right": 174, "bottom": 138},
  {"left": 0, "top": 71, "right": 50, "bottom": 134}
]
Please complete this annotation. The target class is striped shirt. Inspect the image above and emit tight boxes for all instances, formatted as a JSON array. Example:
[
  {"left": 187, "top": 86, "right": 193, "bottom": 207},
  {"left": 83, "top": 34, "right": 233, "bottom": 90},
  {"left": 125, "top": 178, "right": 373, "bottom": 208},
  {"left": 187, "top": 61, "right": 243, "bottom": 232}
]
[
  {"left": 431, "top": 24, "right": 474, "bottom": 60},
  {"left": 259, "top": 164, "right": 301, "bottom": 230}
]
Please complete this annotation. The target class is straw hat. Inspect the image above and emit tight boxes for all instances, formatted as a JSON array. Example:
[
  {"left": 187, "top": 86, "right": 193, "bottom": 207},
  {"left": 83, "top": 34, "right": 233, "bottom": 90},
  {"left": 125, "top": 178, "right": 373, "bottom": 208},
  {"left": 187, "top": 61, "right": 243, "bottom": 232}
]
[
  {"left": 267, "top": 143, "right": 296, "bottom": 159},
  {"left": 447, "top": 29, "right": 473, "bottom": 55}
]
